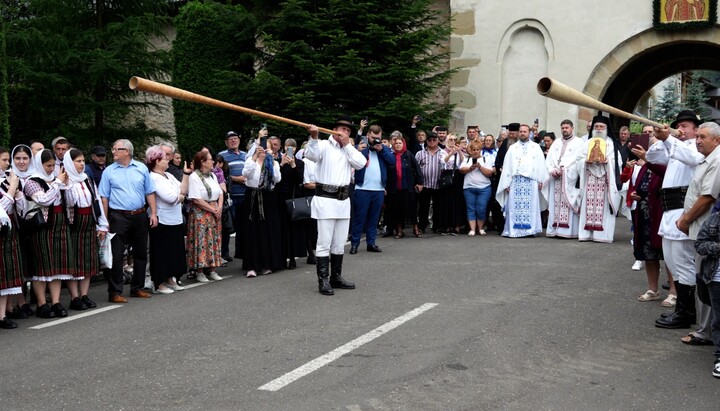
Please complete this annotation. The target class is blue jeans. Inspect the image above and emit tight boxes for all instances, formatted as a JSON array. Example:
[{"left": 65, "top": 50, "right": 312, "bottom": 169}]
[
  {"left": 463, "top": 186, "right": 492, "bottom": 222},
  {"left": 707, "top": 281, "right": 720, "bottom": 358},
  {"left": 351, "top": 190, "right": 384, "bottom": 246}
]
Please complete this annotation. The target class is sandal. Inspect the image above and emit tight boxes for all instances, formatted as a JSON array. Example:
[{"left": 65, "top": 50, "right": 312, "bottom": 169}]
[
  {"left": 681, "top": 333, "right": 713, "bottom": 346},
  {"left": 661, "top": 294, "right": 677, "bottom": 307},
  {"left": 413, "top": 228, "right": 423, "bottom": 238},
  {"left": 394, "top": 231, "right": 405, "bottom": 239},
  {"left": 637, "top": 290, "right": 662, "bottom": 302}
]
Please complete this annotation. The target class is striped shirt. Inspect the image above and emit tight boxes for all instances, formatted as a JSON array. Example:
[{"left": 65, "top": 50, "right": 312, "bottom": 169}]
[{"left": 415, "top": 148, "right": 445, "bottom": 189}]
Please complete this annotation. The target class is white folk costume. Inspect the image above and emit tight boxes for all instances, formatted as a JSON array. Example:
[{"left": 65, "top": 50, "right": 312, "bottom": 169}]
[
  {"left": 645, "top": 135, "right": 703, "bottom": 285},
  {"left": 304, "top": 135, "right": 366, "bottom": 256},
  {"left": 496, "top": 140, "right": 549, "bottom": 238},
  {"left": 545, "top": 134, "right": 583, "bottom": 238},
  {"left": 577, "top": 134, "right": 622, "bottom": 243}
]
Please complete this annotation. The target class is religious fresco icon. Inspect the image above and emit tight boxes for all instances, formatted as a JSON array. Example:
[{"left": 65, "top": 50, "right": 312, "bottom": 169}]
[{"left": 654, "top": 0, "right": 717, "bottom": 29}]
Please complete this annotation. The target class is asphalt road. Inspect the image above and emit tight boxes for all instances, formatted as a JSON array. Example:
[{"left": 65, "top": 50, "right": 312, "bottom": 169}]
[{"left": 2, "top": 218, "right": 717, "bottom": 410}]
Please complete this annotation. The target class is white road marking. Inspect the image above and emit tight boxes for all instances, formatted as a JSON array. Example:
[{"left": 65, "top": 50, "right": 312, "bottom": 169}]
[
  {"left": 29, "top": 305, "right": 123, "bottom": 330},
  {"left": 258, "top": 302, "right": 439, "bottom": 392},
  {"left": 182, "top": 275, "right": 233, "bottom": 289}
]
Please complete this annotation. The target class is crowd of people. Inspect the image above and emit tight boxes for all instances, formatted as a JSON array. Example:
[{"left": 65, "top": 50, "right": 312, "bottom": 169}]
[{"left": 1, "top": 111, "right": 719, "bottom": 379}]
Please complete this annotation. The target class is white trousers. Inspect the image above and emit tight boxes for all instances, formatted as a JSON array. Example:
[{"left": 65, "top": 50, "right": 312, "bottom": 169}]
[
  {"left": 662, "top": 237, "right": 695, "bottom": 285},
  {"left": 316, "top": 218, "right": 350, "bottom": 257}
]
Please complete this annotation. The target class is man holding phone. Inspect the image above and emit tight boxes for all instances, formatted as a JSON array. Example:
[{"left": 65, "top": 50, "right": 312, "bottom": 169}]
[{"left": 219, "top": 131, "right": 248, "bottom": 261}]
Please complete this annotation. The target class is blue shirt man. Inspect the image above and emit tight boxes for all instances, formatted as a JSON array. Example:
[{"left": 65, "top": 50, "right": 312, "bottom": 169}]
[
  {"left": 350, "top": 126, "right": 395, "bottom": 253},
  {"left": 98, "top": 139, "right": 157, "bottom": 303},
  {"left": 219, "top": 131, "right": 247, "bottom": 259}
]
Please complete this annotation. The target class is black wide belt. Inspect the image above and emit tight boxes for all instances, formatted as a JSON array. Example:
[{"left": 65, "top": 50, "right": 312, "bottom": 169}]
[
  {"left": 315, "top": 183, "right": 350, "bottom": 201},
  {"left": 660, "top": 186, "right": 688, "bottom": 212}
]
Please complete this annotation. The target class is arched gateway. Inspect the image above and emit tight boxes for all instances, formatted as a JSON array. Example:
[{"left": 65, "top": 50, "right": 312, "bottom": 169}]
[{"left": 449, "top": 1, "right": 720, "bottom": 134}]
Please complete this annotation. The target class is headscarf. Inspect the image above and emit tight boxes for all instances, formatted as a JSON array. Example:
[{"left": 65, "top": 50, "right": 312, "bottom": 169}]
[
  {"left": 63, "top": 148, "right": 88, "bottom": 183},
  {"left": 11, "top": 145, "right": 35, "bottom": 179},
  {"left": 30, "top": 149, "right": 56, "bottom": 182},
  {"left": 393, "top": 139, "right": 407, "bottom": 190}
]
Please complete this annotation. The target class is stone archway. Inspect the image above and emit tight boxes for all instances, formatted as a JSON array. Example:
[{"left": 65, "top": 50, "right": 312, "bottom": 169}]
[{"left": 580, "top": 26, "right": 720, "bottom": 129}]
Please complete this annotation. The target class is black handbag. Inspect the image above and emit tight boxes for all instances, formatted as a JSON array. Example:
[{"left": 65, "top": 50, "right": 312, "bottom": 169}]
[
  {"left": 437, "top": 153, "right": 458, "bottom": 189},
  {"left": 221, "top": 193, "right": 235, "bottom": 234},
  {"left": 285, "top": 186, "right": 312, "bottom": 221}
]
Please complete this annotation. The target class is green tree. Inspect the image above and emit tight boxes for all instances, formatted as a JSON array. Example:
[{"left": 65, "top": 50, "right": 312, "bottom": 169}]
[
  {"left": 217, "top": 0, "right": 455, "bottom": 140},
  {"left": 0, "top": 25, "right": 9, "bottom": 147},
  {"left": 653, "top": 80, "right": 681, "bottom": 123},
  {"left": 172, "top": 1, "right": 258, "bottom": 155},
  {"left": 6, "top": 0, "right": 171, "bottom": 149},
  {"left": 683, "top": 72, "right": 708, "bottom": 119}
]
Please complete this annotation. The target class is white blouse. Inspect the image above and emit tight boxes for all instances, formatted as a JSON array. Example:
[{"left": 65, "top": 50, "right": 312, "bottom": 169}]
[
  {"left": 65, "top": 179, "right": 109, "bottom": 231},
  {"left": 243, "top": 158, "right": 281, "bottom": 188},
  {"left": 188, "top": 172, "right": 221, "bottom": 202},
  {"left": 150, "top": 171, "right": 183, "bottom": 225}
]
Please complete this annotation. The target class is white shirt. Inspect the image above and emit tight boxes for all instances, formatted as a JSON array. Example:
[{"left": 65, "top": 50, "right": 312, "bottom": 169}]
[
  {"left": 646, "top": 136, "right": 705, "bottom": 240},
  {"left": 303, "top": 158, "right": 317, "bottom": 184},
  {"left": 150, "top": 171, "right": 183, "bottom": 225},
  {"left": 188, "top": 172, "right": 221, "bottom": 202},
  {"left": 65, "top": 179, "right": 109, "bottom": 231},
  {"left": 242, "top": 158, "right": 281, "bottom": 188},
  {"left": 459, "top": 157, "right": 492, "bottom": 189}
]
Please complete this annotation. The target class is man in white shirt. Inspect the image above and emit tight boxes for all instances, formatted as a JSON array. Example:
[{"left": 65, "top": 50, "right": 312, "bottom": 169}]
[{"left": 305, "top": 117, "right": 367, "bottom": 295}]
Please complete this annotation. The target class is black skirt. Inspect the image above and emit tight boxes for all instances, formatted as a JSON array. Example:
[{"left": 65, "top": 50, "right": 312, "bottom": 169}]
[
  {"left": 240, "top": 188, "right": 284, "bottom": 272},
  {"left": 149, "top": 223, "right": 188, "bottom": 285}
]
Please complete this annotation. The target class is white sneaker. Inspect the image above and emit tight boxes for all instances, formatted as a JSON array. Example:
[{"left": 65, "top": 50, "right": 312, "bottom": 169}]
[
  {"left": 208, "top": 272, "right": 223, "bottom": 281},
  {"left": 631, "top": 260, "right": 643, "bottom": 271},
  {"left": 165, "top": 282, "right": 185, "bottom": 291},
  {"left": 479, "top": 229, "right": 487, "bottom": 236},
  {"left": 195, "top": 272, "right": 210, "bottom": 283},
  {"left": 153, "top": 287, "right": 174, "bottom": 295},
  {"left": 468, "top": 231, "right": 476, "bottom": 237}
]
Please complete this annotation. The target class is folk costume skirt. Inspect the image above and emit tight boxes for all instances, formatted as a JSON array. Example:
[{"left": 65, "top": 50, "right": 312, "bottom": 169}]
[
  {"left": 70, "top": 209, "right": 100, "bottom": 278},
  {"left": 186, "top": 204, "right": 223, "bottom": 270},
  {"left": 150, "top": 222, "right": 187, "bottom": 285},
  {"left": 0, "top": 221, "right": 24, "bottom": 295},
  {"left": 30, "top": 207, "right": 76, "bottom": 282}
]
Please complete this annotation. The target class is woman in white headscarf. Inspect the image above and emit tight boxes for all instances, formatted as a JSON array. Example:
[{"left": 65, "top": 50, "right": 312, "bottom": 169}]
[
  {"left": 0, "top": 167, "right": 25, "bottom": 329},
  {"left": 63, "top": 148, "right": 108, "bottom": 310},
  {"left": 4, "top": 144, "right": 34, "bottom": 320},
  {"left": 23, "top": 149, "right": 74, "bottom": 319}
]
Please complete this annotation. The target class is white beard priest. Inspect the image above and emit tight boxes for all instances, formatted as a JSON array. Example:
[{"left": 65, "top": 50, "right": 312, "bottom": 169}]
[
  {"left": 577, "top": 115, "right": 623, "bottom": 243},
  {"left": 496, "top": 123, "right": 549, "bottom": 237},
  {"left": 545, "top": 119, "right": 584, "bottom": 238}
]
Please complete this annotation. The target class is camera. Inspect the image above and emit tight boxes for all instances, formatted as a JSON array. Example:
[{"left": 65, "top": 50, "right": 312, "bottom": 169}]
[{"left": 371, "top": 138, "right": 382, "bottom": 146}]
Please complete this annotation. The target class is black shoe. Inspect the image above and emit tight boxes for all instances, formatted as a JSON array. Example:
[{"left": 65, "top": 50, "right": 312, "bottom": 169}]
[
  {"left": 69, "top": 297, "right": 87, "bottom": 311},
  {"left": 7, "top": 306, "right": 28, "bottom": 320},
  {"left": 36, "top": 303, "right": 55, "bottom": 319},
  {"left": 329, "top": 254, "right": 355, "bottom": 290},
  {"left": 0, "top": 317, "right": 18, "bottom": 329},
  {"left": 52, "top": 303, "right": 68, "bottom": 318},
  {"left": 349, "top": 246, "right": 358, "bottom": 255},
  {"left": 661, "top": 282, "right": 670, "bottom": 291},
  {"left": 306, "top": 254, "right": 316, "bottom": 265},
  {"left": 655, "top": 313, "right": 693, "bottom": 329},
  {"left": 81, "top": 295, "right": 97, "bottom": 309},
  {"left": 20, "top": 303, "right": 35, "bottom": 317},
  {"left": 288, "top": 259, "right": 297, "bottom": 270},
  {"left": 316, "top": 256, "right": 334, "bottom": 296},
  {"left": 222, "top": 254, "right": 233, "bottom": 262},
  {"left": 367, "top": 244, "right": 382, "bottom": 253}
]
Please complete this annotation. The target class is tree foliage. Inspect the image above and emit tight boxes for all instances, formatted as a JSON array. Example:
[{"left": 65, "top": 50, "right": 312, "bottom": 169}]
[
  {"left": 209, "top": 0, "right": 455, "bottom": 141},
  {"left": 5, "top": 0, "right": 172, "bottom": 150},
  {"left": 683, "top": 72, "right": 709, "bottom": 119},
  {"left": 172, "top": 0, "right": 259, "bottom": 155},
  {"left": 0, "top": 25, "right": 9, "bottom": 147},
  {"left": 653, "top": 80, "right": 681, "bottom": 123}
]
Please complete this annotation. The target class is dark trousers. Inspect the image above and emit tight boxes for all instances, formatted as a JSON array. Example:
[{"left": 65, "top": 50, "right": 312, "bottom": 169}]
[
  {"left": 350, "top": 190, "right": 384, "bottom": 246},
  {"left": 707, "top": 281, "right": 720, "bottom": 358},
  {"left": 223, "top": 195, "right": 243, "bottom": 258},
  {"left": 105, "top": 211, "right": 149, "bottom": 295},
  {"left": 417, "top": 187, "right": 440, "bottom": 232}
]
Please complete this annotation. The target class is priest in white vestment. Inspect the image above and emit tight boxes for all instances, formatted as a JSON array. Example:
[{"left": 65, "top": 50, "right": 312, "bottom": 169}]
[
  {"left": 496, "top": 124, "right": 549, "bottom": 238},
  {"left": 577, "top": 116, "right": 623, "bottom": 243},
  {"left": 545, "top": 119, "right": 584, "bottom": 238}
]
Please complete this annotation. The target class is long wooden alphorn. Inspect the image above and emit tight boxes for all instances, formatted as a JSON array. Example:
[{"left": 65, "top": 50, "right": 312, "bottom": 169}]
[
  {"left": 537, "top": 77, "right": 679, "bottom": 134},
  {"left": 129, "top": 76, "right": 339, "bottom": 135}
]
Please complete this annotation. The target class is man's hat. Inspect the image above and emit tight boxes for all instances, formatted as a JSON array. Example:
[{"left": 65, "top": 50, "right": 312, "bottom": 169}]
[
  {"left": 51, "top": 136, "right": 68, "bottom": 147},
  {"left": 91, "top": 145, "right": 107, "bottom": 156},
  {"left": 426, "top": 132, "right": 438, "bottom": 140},
  {"left": 671, "top": 110, "right": 702, "bottom": 129},
  {"left": 508, "top": 123, "right": 520, "bottom": 132},
  {"left": 225, "top": 131, "right": 240, "bottom": 139},
  {"left": 333, "top": 116, "right": 355, "bottom": 135}
]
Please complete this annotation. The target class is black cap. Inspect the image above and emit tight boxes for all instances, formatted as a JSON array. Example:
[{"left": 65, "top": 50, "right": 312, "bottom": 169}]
[
  {"left": 225, "top": 131, "right": 240, "bottom": 139},
  {"left": 91, "top": 145, "right": 107, "bottom": 156},
  {"left": 333, "top": 115, "right": 355, "bottom": 135},
  {"left": 508, "top": 123, "right": 520, "bottom": 132},
  {"left": 671, "top": 110, "right": 702, "bottom": 129}
]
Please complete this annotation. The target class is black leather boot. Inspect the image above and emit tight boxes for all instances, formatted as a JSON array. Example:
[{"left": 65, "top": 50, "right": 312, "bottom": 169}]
[
  {"left": 316, "top": 256, "right": 334, "bottom": 295},
  {"left": 655, "top": 282, "right": 695, "bottom": 329},
  {"left": 330, "top": 254, "right": 355, "bottom": 289}
]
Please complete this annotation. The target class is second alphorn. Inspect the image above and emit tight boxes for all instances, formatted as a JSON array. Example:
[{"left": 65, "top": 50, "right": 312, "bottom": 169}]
[
  {"left": 129, "top": 76, "right": 339, "bottom": 135},
  {"left": 536, "top": 77, "right": 679, "bottom": 135}
]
